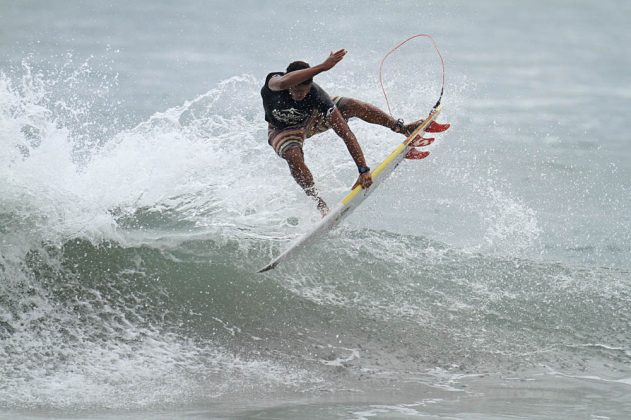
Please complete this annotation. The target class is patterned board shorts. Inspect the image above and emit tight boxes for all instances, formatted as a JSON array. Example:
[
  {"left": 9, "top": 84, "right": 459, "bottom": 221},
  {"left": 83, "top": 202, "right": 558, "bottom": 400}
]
[{"left": 268, "top": 96, "right": 345, "bottom": 158}]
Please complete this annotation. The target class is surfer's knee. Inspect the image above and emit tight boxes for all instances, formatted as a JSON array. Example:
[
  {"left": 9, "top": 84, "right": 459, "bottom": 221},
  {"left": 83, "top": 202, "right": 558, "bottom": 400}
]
[
  {"left": 335, "top": 97, "right": 356, "bottom": 118},
  {"left": 281, "top": 145, "right": 304, "bottom": 164},
  {"left": 336, "top": 97, "right": 375, "bottom": 120}
]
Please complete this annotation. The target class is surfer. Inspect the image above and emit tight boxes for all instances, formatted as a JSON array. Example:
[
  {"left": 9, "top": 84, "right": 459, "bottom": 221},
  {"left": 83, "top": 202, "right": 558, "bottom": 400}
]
[{"left": 261, "top": 49, "right": 449, "bottom": 216}]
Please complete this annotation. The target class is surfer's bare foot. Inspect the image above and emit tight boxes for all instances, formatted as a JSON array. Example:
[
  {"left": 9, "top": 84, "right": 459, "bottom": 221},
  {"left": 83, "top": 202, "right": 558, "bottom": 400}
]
[
  {"left": 394, "top": 119, "right": 451, "bottom": 136},
  {"left": 392, "top": 118, "right": 419, "bottom": 136},
  {"left": 402, "top": 119, "right": 423, "bottom": 136},
  {"left": 316, "top": 198, "right": 330, "bottom": 217}
]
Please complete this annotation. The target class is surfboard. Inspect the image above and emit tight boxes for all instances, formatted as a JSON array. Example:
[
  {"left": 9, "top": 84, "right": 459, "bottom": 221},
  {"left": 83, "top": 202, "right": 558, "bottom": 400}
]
[{"left": 257, "top": 105, "right": 442, "bottom": 273}]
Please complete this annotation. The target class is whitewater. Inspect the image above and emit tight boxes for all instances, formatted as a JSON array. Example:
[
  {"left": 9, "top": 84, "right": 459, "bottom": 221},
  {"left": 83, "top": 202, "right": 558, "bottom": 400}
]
[{"left": 1, "top": 1, "right": 630, "bottom": 418}]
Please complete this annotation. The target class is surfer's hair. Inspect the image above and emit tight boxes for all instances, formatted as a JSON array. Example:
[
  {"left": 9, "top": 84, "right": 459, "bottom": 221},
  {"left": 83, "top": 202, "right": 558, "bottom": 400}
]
[{"left": 286, "top": 61, "right": 312, "bottom": 85}]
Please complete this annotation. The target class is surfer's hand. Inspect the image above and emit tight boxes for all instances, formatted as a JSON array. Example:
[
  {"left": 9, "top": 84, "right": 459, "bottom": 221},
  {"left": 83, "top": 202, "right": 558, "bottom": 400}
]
[
  {"left": 320, "top": 49, "right": 346, "bottom": 71},
  {"left": 352, "top": 172, "right": 372, "bottom": 190}
]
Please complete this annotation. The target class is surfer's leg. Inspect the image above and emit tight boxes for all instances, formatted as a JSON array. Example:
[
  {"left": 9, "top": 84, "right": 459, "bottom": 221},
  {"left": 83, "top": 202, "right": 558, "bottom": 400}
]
[
  {"left": 268, "top": 126, "right": 327, "bottom": 215},
  {"left": 335, "top": 97, "right": 450, "bottom": 136},
  {"left": 282, "top": 147, "right": 329, "bottom": 216},
  {"left": 335, "top": 97, "right": 399, "bottom": 130}
]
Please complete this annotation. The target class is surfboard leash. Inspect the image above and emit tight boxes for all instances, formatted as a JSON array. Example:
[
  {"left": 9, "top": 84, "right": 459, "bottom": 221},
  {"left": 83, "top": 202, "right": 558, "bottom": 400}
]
[{"left": 379, "top": 33, "right": 446, "bottom": 115}]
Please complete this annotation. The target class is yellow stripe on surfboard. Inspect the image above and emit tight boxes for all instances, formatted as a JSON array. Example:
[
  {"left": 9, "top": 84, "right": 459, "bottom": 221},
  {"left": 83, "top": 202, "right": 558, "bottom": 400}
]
[{"left": 341, "top": 105, "right": 442, "bottom": 205}]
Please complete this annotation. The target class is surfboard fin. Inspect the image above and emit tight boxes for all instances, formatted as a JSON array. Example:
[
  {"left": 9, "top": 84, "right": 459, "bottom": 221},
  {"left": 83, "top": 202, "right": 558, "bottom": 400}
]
[
  {"left": 426, "top": 121, "right": 450, "bottom": 133},
  {"left": 410, "top": 136, "right": 435, "bottom": 148},
  {"left": 405, "top": 149, "right": 430, "bottom": 160}
]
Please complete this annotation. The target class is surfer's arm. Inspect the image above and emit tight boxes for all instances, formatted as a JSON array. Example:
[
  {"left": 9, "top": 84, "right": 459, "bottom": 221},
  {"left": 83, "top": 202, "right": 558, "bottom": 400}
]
[
  {"left": 268, "top": 49, "right": 347, "bottom": 91},
  {"left": 330, "top": 109, "right": 373, "bottom": 189}
]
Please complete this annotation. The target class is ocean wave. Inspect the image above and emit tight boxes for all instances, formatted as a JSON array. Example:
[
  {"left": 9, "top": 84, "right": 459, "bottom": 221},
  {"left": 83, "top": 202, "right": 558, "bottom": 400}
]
[{"left": 2, "top": 62, "right": 630, "bottom": 410}]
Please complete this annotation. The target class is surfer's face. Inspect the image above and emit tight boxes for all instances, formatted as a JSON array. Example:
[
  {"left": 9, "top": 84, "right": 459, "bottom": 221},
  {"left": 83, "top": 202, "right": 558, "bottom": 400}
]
[{"left": 289, "top": 83, "right": 311, "bottom": 101}]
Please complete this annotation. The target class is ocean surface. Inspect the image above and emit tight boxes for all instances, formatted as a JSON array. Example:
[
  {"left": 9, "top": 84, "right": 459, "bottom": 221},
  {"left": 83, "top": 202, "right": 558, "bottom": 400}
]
[{"left": 1, "top": 0, "right": 630, "bottom": 418}]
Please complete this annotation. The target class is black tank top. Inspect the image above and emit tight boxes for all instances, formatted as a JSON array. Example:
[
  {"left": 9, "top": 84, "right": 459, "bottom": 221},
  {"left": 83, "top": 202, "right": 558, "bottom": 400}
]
[{"left": 261, "top": 72, "right": 335, "bottom": 129}]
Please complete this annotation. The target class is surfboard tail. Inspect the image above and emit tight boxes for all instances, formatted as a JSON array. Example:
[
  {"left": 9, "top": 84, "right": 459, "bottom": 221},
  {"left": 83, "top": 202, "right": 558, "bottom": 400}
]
[{"left": 257, "top": 264, "right": 276, "bottom": 273}]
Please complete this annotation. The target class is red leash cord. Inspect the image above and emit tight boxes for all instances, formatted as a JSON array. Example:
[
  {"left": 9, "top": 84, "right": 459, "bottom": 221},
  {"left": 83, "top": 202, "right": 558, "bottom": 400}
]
[{"left": 379, "top": 34, "right": 446, "bottom": 116}]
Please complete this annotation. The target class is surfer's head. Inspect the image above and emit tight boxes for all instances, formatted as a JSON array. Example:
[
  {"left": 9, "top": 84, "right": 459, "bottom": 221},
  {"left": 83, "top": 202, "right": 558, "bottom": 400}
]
[{"left": 286, "top": 61, "right": 312, "bottom": 100}]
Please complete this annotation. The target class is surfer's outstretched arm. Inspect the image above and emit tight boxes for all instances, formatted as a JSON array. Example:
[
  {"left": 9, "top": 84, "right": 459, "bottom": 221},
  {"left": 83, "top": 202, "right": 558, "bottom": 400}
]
[
  {"left": 329, "top": 109, "right": 373, "bottom": 190},
  {"left": 268, "top": 49, "right": 347, "bottom": 91}
]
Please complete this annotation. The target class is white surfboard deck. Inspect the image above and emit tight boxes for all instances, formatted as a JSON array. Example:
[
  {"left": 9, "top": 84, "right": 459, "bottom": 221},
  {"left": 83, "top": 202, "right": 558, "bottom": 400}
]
[{"left": 258, "top": 105, "right": 442, "bottom": 273}]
